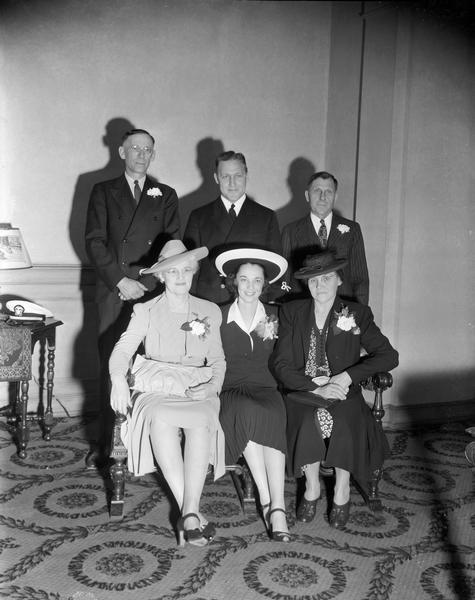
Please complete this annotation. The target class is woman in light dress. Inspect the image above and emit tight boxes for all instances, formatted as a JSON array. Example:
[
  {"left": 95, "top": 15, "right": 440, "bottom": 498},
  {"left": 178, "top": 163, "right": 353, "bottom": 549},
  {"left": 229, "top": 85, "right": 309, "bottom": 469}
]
[{"left": 109, "top": 240, "right": 226, "bottom": 546}]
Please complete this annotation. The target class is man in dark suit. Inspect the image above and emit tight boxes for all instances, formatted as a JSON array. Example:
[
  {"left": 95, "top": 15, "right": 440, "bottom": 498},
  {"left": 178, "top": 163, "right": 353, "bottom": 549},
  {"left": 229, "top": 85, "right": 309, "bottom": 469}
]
[
  {"left": 281, "top": 171, "right": 369, "bottom": 304},
  {"left": 183, "top": 151, "right": 282, "bottom": 304},
  {"left": 85, "top": 128, "right": 179, "bottom": 465}
]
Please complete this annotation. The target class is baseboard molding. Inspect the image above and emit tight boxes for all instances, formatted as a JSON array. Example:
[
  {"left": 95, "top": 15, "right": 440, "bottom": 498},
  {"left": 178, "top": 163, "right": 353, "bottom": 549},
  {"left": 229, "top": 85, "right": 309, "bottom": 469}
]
[{"left": 384, "top": 398, "right": 475, "bottom": 429}]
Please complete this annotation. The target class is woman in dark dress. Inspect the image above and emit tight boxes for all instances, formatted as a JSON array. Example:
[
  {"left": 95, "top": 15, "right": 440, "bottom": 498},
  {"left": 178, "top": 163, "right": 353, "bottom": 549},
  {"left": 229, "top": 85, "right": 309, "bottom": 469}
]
[
  {"left": 273, "top": 250, "right": 398, "bottom": 528},
  {"left": 215, "top": 248, "right": 291, "bottom": 542}
]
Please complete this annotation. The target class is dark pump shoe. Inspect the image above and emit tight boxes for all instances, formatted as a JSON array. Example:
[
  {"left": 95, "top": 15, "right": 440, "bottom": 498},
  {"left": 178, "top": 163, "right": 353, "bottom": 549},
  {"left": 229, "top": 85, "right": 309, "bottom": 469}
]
[
  {"left": 267, "top": 508, "right": 291, "bottom": 542},
  {"left": 329, "top": 501, "right": 350, "bottom": 528},
  {"left": 296, "top": 497, "right": 319, "bottom": 522}
]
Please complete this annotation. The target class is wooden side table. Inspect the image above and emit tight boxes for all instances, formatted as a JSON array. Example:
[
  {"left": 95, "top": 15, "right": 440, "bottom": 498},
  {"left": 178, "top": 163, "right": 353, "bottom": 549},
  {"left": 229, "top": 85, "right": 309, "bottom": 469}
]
[{"left": 0, "top": 318, "right": 63, "bottom": 458}]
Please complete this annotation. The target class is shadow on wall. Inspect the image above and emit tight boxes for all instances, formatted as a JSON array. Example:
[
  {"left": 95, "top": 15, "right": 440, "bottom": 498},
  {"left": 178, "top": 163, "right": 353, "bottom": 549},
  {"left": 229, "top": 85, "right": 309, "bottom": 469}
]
[
  {"left": 68, "top": 117, "right": 135, "bottom": 431},
  {"left": 69, "top": 117, "right": 135, "bottom": 264},
  {"left": 276, "top": 156, "right": 316, "bottom": 230},
  {"left": 394, "top": 370, "right": 475, "bottom": 426},
  {"left": 179, "top": 137, "right": 224, "bottom": 237}
]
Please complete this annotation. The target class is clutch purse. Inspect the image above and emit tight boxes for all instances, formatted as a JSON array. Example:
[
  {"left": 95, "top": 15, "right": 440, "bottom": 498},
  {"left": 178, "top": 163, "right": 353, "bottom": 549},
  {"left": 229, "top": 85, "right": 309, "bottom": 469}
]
[{"left": 130, "top": 355, "right": 212, "bottom": 396}]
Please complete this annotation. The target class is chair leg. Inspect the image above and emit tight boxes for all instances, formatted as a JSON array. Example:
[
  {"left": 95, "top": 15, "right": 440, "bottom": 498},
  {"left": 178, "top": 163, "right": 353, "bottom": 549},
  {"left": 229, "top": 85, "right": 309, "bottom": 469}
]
[
  {"left": 358, "top": 372, "right": 393, "bottom": 512},
  {"left": 109, "top": 413, "right": 127, "bottom": 519},
  {"left": 226, "top": 459, "right": 257, "bottom": 514}
]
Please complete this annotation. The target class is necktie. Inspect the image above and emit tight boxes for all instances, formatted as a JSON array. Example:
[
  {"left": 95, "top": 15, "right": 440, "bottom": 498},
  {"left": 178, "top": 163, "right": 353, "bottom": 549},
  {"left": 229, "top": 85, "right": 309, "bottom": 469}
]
[
  {"left": 229, "top": 204, "right": 237, "bottom": 221},
  {"left": 134, "top": 180, "right": 141, "bottom": 204},
  {"left": 318, "top": 219, "right": 327, "bottom": 248}
]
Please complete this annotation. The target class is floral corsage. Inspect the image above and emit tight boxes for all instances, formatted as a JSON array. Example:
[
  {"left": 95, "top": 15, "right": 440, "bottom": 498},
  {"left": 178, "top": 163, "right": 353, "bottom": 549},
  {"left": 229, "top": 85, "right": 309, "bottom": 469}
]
[
  {"left": 254, "top": 314, "right": 279, "bottom": 341},
  {"left": 337, "top": 224, "right": 350, "bottom": 234},
  {"left": 147, "top": 187, "right": 162, "bottom": 197},
  {"left": 332, "top": 305, "right": 360, "bottom": 335},
  {"left": 181, "top": 314, "right": 210, "bottom": 340}
]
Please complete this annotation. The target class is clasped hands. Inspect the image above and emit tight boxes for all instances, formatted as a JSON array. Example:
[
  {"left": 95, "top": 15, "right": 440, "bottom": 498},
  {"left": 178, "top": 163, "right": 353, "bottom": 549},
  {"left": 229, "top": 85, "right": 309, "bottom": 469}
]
[
  {"left": 311, "top": 371, "right": 352, "bottom": 401},
  {"left": 117, "top": 277, "right": 148, "bottom": 302}
]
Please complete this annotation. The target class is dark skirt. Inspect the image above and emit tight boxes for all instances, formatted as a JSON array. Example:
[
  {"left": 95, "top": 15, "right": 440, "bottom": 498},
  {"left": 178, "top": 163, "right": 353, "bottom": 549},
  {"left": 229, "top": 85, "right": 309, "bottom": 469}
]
[
  {"left": 285, "top": 390, "right": 390, "bottom": 493},
  {"left": 220, "top": 385, "right": 287, "bottom": 464}
]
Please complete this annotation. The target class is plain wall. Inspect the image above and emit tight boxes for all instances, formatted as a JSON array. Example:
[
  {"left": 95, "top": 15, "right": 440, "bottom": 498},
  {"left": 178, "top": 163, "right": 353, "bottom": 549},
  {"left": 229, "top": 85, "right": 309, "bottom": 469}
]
[{"left": 326, "top": 2, "right": 475, "bottom": 421}]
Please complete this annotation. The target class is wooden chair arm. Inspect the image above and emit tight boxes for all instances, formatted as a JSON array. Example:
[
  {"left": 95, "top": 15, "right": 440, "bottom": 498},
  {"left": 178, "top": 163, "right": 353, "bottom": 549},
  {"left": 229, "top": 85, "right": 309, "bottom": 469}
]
[{"left": 362, "top": 372, "right": 393, "bottom": 425}]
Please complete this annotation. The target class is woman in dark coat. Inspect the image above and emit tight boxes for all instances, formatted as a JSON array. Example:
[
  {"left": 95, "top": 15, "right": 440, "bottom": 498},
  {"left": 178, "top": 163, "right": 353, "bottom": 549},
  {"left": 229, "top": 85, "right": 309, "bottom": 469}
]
[
  {"left": 272, "top": 250, "right": 398, "bottom": 528},
  {"left": 215, "top": 248, "right": 291, "bottom": 542}
]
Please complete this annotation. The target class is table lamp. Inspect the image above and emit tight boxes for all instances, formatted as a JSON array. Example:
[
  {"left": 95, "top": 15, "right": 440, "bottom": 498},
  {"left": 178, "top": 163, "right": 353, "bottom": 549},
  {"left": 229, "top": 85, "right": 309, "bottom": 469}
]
[{"left": 0, "top": 223, "right": 32, "bottom": 270}]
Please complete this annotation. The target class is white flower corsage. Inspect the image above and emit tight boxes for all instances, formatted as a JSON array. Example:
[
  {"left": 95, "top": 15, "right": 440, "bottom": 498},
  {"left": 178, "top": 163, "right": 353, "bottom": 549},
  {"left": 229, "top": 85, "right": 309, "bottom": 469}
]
[
  {"left": 337, "top": 224, "right": 350, "bottom": 234},
  {"left": 254, "top": 314, "right": 279, "bottom": 341},
  {"left": 333, "top": 305, "right": 360, "bottom": 335},
  {"left": 147, "top": 187, "right": 162, "bottom": 197},
  {"left": 181, "top": 314, "right": 210, "bottom": 340}
]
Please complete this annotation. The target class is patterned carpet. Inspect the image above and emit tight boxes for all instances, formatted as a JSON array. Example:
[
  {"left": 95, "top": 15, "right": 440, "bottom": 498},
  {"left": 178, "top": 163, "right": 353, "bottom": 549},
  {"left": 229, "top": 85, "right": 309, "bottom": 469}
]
[{"left": 0, "top": 416, "right": 474, "bottom": 600}]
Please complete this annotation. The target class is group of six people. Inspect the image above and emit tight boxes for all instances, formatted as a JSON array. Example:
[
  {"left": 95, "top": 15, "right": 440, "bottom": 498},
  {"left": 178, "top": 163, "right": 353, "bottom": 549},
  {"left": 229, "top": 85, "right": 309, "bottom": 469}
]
[{"left": 86, "top": 128, "right": 398, "bottom": 547}]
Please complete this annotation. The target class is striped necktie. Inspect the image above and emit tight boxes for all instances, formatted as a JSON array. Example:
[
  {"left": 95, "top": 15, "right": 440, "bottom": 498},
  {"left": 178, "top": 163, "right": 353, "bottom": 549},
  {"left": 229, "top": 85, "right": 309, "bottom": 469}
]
[
  {"left": 229, "top": 204, "right": 237, "bottom": 221},
  {"left": 318, "top": 219, "right": 327, "bottom": 248}
]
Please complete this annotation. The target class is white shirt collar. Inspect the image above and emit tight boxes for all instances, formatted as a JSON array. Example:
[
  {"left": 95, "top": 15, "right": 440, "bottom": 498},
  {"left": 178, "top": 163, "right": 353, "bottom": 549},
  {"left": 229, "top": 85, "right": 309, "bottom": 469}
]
[
  {"left": 221, "top": 194, "right": 246, "bottom": 216},
  {"left": 125, "top": 172, "right": 146, "bottom": 193},
  {"left": 310, "top": 211, "right": 333, "bottom": 234},
  {"left": 227, "top": 299, "right": 266, "bottom": 348}
]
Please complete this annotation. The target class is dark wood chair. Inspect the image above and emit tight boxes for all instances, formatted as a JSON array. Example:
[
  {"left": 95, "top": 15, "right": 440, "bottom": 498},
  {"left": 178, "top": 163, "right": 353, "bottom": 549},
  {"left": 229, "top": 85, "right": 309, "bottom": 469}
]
[
  {"left": 109, "top": 415, "right": 256, "bottom": 519},
  {"left": 109, "top": 372, "right": 393, "bottom": 518}
]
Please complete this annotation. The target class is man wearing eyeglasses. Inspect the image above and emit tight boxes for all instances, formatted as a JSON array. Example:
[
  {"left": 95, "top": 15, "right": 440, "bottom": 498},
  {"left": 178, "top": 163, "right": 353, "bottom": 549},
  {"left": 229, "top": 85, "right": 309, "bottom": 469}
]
[
  {"left": 281, "top": 171, "right": 369, "bottom": 304},
  {"left": 85, "top": 128, "right": 179, "bottom": 467}
]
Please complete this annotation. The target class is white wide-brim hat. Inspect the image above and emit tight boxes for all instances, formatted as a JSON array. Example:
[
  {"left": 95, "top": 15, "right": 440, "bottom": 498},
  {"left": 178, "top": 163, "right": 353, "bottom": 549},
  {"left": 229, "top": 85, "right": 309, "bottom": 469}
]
[
  {"left": 215, "top": 248, "right": 288, "bottom": 284},
  {"left": 142, "top": 240, "right": 208, "bottom": 275}
]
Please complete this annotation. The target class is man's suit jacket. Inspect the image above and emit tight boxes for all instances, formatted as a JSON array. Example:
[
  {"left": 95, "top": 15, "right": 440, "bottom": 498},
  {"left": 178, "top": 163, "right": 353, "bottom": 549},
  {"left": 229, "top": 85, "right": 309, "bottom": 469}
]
[
  {"left": 184, "top": 197, "right": 282, "bottom": 304},
  {"left": 272, "top": 296, "right": 398, "bottom": 394},
  {"left": 281, "top": 213, "right": 369, "bottom": 304},
  {"left": 85, "top": 174, "right": 179, "bottom": 332}
]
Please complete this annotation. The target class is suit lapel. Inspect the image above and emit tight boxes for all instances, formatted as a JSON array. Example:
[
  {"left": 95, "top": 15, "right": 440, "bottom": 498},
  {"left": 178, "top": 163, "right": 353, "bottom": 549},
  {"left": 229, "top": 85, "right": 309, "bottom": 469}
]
[
  {"left": 126, "top": 177, "right": 161, "bottom": 236},
  {"left": 110, "top": 176, "right": 136, "bottom": 236},
  {"left": 302, "top": 215, "right": 320, "bottom": 246},
  {"left": 297, "top": 300, "right": 315, "bottom": 364},
  {"left": 225, "top": 197, "right": 252, "bottom": 242},
  {"left": 211, "top": 198, "right": 234, "bottom": 242},
  {"left": 328, "top": 213, "right": 345, "bottom": 248}
]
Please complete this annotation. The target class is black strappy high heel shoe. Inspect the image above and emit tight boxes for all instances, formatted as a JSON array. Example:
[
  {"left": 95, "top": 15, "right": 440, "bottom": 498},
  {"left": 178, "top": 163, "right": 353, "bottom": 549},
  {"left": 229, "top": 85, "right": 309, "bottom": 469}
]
[
  {"left": 260, "top": 502, "right": 271, "bottom": 532},
  {"left": 267, "top": 508, "right": 291, "bottom": 543},
  {"left": 177, "top": 513, "right": 215, "bottom": 547}
]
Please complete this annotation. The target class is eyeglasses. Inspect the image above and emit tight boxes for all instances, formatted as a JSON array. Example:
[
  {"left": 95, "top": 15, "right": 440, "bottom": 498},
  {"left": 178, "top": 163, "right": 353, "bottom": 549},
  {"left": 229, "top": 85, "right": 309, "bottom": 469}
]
[{"left": 129, "top": 145, "right": 154, "bottom": 156}]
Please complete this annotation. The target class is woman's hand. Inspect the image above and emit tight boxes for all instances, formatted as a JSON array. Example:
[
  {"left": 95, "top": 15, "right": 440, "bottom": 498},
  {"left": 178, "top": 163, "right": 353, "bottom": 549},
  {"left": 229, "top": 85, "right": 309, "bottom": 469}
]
[
  {"left": 110, "top": 375, "right": 131, "bottom": 415},
  {"left": 329, "top": 371, "right": 352, "bottom": 394},
  {"left": 185, "top": 382, "right": 215, "bottom": 400},
  {"left": 312, "top": 376, "right": 330, "bottom": 386},
  {"left": 311, "top": 371, "right": 352, "bottom": 401},
  {"left": 311, "top": 382, "right": 348, "bottom": 401}
]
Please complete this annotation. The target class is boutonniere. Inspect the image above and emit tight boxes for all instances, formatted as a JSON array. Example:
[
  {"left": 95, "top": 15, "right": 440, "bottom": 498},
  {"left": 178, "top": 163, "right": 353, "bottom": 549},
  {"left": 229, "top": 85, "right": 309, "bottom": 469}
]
[
  {"left": 332, "top": 305, "right": 360, "bottom": 335},
  {"left": 181, "top": 314, "right": 210, "bottom": 340},
  {"left": 147, "top": 187, "right": 162, "bottom": 198},
  {"left": 254, "top": 314, "right": 279, "bottom": 341},
  {"left": 337, "top": 224, "right": 350, "bottom": 234}
]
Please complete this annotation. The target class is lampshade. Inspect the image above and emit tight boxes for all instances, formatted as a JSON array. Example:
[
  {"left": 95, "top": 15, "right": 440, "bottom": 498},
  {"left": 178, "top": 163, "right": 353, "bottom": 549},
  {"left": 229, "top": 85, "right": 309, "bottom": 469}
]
[{"left": 0, "top": 223, "right": 32, "bottom": 269}]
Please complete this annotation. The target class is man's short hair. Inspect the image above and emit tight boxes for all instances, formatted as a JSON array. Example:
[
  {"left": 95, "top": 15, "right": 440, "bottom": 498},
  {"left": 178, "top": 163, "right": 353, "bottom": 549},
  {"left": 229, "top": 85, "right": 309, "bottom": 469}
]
[
  {"left": 121, "top": 128, "right": 155, "bottom": 145},
  {"left": 215, "top": 151, "right": 248, "bottom": 173},
  {"left": 307, "top": 171, "right": 338, "bottom": 191}
]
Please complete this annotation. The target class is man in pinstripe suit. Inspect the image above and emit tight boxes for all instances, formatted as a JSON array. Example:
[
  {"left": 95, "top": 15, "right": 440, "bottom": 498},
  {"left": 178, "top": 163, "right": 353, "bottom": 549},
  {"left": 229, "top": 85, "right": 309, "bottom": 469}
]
[{"left": 281, "top": 171, "right": 369, "bottom": 304}]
